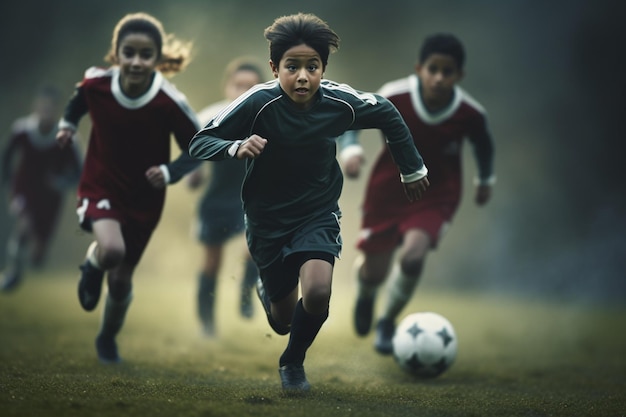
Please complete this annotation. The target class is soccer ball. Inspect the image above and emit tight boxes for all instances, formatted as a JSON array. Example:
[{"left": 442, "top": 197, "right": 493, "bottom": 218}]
[{"left": 392, "top": 312, "right": 458, "bottom": 378}]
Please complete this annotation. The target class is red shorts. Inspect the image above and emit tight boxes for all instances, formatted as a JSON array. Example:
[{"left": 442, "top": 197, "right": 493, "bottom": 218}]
[
  {"left": 356, "top": 204, "right": 456, "bottom": 254},
  {"left": 11, "top": 192, "right": 63, "bottom": 244},
  {"left": 76, "top": 196, "right": 161, "bottom": 266}
]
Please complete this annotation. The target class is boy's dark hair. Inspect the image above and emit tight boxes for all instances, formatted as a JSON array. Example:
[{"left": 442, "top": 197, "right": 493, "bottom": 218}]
[
  {"left": 419, "top": 33, "right": 465, "bottom": 69},
  {"left": 264, "top": 13, "right": 339, "bottom": 68}
]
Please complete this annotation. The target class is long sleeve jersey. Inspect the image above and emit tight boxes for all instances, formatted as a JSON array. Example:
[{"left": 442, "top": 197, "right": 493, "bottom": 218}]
[{"left": 189, "top": 79, "right": 427, "bottom": 238}]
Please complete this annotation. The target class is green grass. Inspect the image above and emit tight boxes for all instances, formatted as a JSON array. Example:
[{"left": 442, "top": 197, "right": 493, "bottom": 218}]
[{"left": 1, "top": 268, "right": 625, "bottom": 417}]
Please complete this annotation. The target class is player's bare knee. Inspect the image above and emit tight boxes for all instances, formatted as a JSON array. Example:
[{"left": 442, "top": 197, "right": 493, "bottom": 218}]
[
  {"left": 98, "top": 244, "right": 125, "bottom": 269},
  {"left": 399, "top": 256, "right": 424, "bottom": 278},
  {"left": 302, "top": 286, "right": 330, "bottom": 314}
]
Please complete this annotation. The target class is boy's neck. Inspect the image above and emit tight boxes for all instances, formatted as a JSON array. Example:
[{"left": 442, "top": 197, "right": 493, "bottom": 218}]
[{"left": 420, "top": 87, "right": 455, "bottom": 114}]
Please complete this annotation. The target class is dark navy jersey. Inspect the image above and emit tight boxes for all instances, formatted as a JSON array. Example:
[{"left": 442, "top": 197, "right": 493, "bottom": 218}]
[{"left": 189, "top": 79, "right": 426, "bottom": 238}]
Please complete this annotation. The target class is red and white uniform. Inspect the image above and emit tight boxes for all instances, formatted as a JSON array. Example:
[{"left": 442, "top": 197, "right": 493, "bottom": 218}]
[
  {"left": 2, "top": 115, "right": 81, "bottom": 242},
  {"left": 60, "top": 66, "right": 200, "bottom": 264},
  {"left": 358, "top": 74, "right": 495, "bottom": 252}
]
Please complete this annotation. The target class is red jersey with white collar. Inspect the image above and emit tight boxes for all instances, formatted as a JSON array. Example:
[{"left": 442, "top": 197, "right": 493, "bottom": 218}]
[
  {"left": 363, "top": 74, "right": 494, "bottom": 218},
  {"left": 61, "top": 66, "right": 200, "bottom": 222}
]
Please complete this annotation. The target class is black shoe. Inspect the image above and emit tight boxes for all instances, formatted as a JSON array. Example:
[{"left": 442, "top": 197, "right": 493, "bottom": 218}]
[
  {"left": 240, "top": 285, "right": 254, "bottom": 319},
  {"left": 78, "top": 261, "right": 104, "bottom": 311},
  {"left": 95, "top": 334, "right": 121, "bottom": 364},
  {"left": 354, "top": 296, "right": 375, "bottom": 336},
  {"left": 0, "top": 270, "right": 22, "bottom": 292},
  {"left": 279, "top": 363, "right": 310, "bottom": 392},
  {"left": 255, "top": 277, "right": 290, "bottom": 335},
  {"left": 374, "top": 318, "right": 395, "bottom": 355}
]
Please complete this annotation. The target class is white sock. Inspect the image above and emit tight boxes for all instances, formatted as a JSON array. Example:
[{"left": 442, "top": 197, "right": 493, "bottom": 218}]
[
  {"left": 86, "top": 241, "right": 101, "bottom": 269},
  {"left": 381, "top": 264, "right": 419, "bottom": 321}
]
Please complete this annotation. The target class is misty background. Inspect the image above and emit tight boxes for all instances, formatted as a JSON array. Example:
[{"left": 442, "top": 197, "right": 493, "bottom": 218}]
[{"left": 1, "top": 0, "right": 624, "bottom": 304}]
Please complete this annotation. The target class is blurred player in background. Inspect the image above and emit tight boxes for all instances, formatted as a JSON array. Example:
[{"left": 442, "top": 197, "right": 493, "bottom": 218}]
[
  {"left": 187, "top": 57, "right": 265, "bottom": 337},
  {"left": 189, "top": 13, "right": 429, "bottom": 393},
  {"left": 1, "top": 86, "right": 81, "bottom": 292},
  {"left": 342, "top": 33, "right": 496, "bottom": 354},
  {"left": 56, "top": 12, "right": 201, "bottom": 364}
]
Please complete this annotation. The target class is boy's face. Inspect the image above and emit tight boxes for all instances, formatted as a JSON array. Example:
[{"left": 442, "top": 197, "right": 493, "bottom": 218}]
[
  {"left": 416, "top": 53, "right": 463, "bottom": 107},
  {"left": 224, "top": 69, "right": 261, "bottom": 101},
  {"left": 270, "top": 43, "right": 323, "bottom": 110}
]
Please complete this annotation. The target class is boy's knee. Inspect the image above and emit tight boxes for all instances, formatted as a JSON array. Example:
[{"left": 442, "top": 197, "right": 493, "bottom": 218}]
[
  {"left": 399, "top": 256, "right": 424, "bottom": 278},
  {"left": 303, "top": 285, "right": 331, "bottom": 314},
  {"left": 98, "top": 243, "right": 125, "bottom": 268}
]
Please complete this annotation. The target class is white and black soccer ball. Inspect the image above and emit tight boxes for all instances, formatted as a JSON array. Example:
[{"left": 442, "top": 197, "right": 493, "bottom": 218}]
[{"left": 392, "top": 312, "right": 458, "bottom": 378}]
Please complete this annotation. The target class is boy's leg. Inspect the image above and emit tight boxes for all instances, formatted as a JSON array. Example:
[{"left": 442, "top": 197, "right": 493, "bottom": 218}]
[
  {"left": 96, "top": 265, "right": 133, "bottom": 364},
  {"left": 79, "top": 219, "right": 125, "bottom": 312},
  {"left": 354, "top": 251, "right": 394, "bottom": 336},
  {"left": 375, "top": 229, "right": 430, "bottom": 354},
  {"left": 1, "top": 231, "right": 27, "bottom": 292},
  {"left": 278, "top": 298, "right": 327, "bottom": 392},
  {"left": 278, "top": 256, "right": 332, "bottom": 392},
  {"left": 197, "top": 271, "right": 217, "bottom": 336},
  {"left": 239, "top": 254, "right": 258, "bottom": 318}
]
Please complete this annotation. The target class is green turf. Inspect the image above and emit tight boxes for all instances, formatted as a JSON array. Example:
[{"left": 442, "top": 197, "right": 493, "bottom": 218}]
[{"left": 1, "top": 269, "right": 624, "bottom": 417}]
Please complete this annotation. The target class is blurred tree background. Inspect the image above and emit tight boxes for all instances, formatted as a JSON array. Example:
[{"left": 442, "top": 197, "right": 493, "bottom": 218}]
[{"left": 1, "top": 0, "right": 624, "bottom": 302}]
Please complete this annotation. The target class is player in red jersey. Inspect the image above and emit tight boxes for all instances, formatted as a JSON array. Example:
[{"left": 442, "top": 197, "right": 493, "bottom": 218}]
[
  {"left": 343, "top": 33, "right": 496, "bottom": 354},
  {"left": 56, "top": 12, "right": 201, "bottom": 363},
  {"left": 1, "top": 86, "right": 81, "bottom": 292}
]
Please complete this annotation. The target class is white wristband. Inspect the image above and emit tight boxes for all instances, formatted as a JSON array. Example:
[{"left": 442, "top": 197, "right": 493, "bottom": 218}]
[
  {"left": 227, "top": 140, "right": 243, "bottom": 158},
  {"left": 159, "top": 164, "right": 171, "bottom": 184}
]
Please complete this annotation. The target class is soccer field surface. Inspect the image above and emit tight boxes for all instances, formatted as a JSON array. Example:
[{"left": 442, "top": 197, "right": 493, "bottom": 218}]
[{"left": 1, "top": 266, "right": 624, "bottom": 417}]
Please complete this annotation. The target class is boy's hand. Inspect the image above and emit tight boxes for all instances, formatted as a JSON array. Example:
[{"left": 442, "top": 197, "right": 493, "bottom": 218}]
[
  {"left": 403, "top": 177, "right": 430, "bottom": 202},
  {"left": 342, "top": 154, "right": 364, "bottom": 179},
  {"left": 145, "top": 166, "right": 166, "bottom": 189},
  {"left": 237, "top": 135, "right": 267, "bottom": 160},
  {"left": 475, "top": 184, "right": 492, "bottom": 206},
  {"left": 56, "top": 128, "right": 74, "bottom": 148}
]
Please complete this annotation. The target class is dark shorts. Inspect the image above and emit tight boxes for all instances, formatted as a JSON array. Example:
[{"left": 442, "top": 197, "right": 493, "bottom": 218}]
[
  {"left": 248, "top": 210, "right": 342, "bottom": 301},
  {"left": 197, "top": 207, "right": 245, "bottom": 246}
]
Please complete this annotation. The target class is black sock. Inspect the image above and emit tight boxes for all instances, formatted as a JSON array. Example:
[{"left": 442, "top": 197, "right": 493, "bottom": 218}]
[
  {"left": 242, "top": 258, "right": 258, "bottom": 290},
  {"left": 198, "top": 272, "right": 216, "bottom": 323},
  {"left": 279, "top": 299, "right": 328, "bottom": 367}
]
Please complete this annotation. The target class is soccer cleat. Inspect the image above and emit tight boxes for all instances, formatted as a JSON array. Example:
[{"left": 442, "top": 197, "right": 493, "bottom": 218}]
[
  {"left": 354, "top": 296, "right": 375, "bottom": 336},
  {"left": 95, "top": 334, "right": 121, "bottom": 364},
  {"left": 279, "top": 363, "right": 310, "bottom": 392},
  {"left": 0, "top": 269, "right": 22, "bottom": 292},
  {"left": 374, "top": 318, "right": 395, "bottom": 355},
  {"left": 255, "top": 277, "right": 290, "bottom": 335},
  {"left": 78, "top": 260, "right": 105, "bottom": 311}
]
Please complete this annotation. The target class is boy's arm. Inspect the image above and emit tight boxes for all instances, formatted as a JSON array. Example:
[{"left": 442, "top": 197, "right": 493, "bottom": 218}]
[
  {"left": 468, "top": 128, "right": 495, "bottom": 186},
  {"left": 58, "top": 86, "right": 88, "bottom": 132},
  {"left": 336, "top": 130, "right": 365, "bottom": 179},
  {"left": 467, "top": 117, "right": 495, "bottom": 205},
  {"left": 164, "top": 106, "right": 204, "bottom": 185},
  {"left": 189, "top": 102, "right": 253, "bottom": 161},
  {"left": 353, "top": 94, "right": 427, "bottom": 181}
]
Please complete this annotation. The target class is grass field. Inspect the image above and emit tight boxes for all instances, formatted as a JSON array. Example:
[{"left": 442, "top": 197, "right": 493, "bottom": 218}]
[{"left": 1, "top": 263, "right": 625, "bottom": 417}]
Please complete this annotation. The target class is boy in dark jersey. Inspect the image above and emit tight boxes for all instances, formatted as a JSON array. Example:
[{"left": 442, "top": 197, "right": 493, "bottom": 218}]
[
  {"left": 189, "top": 13, "right": 429, "bottom": 392},
  {"left": 342, "top": 33, "right": 496, "bottom": 354},
  {"left": 56, "top": 13, "right": 201, "bottom": 364},
  {"left": 189, "top": 57, "right": 265, "bottom": 336}
]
